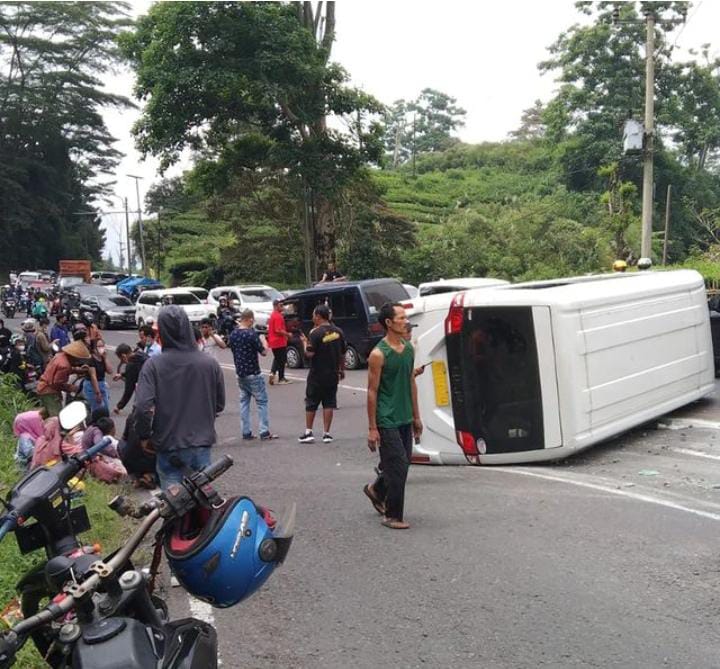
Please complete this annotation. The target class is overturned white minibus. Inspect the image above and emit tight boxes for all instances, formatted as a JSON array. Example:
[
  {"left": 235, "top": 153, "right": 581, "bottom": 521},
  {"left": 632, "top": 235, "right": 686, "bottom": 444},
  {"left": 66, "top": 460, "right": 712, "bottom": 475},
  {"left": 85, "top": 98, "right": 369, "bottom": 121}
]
[{"left": 411, "top": 270, "right": 715, "bottom": 465}]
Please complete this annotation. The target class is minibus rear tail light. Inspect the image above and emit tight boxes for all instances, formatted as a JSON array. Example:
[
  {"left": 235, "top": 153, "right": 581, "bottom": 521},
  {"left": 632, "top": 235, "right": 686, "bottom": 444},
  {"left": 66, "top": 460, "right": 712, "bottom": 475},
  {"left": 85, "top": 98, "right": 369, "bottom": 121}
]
[
  {"left": 402, "top": 302, "right": 414, "bottom": 310},
  {"left": 445, "top": 293, "right": 465, "bottom": 335},
  {"left": 456, "top": 430, "right": 478, "bottom": 457},
  {"left": 411, "top": 453, "right": 430, "bottom": 464}
]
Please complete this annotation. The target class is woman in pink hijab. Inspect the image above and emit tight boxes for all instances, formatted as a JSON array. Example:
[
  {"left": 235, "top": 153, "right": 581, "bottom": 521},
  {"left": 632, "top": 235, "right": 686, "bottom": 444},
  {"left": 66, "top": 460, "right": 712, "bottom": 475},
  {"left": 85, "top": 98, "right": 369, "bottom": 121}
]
[
  {"left": 30, "top": 417, "right": 81, "bottom": 470},
  {"left": 13, "top": 408, "right": 47, "bottom": 468}
]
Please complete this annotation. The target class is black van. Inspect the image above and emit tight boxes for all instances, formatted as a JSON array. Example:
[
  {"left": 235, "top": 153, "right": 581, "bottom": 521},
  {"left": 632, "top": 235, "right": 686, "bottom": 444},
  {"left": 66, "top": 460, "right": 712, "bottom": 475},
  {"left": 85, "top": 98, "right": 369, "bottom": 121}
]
[{"left": 280, "top": 279, "right": 411, "bottom": 369}]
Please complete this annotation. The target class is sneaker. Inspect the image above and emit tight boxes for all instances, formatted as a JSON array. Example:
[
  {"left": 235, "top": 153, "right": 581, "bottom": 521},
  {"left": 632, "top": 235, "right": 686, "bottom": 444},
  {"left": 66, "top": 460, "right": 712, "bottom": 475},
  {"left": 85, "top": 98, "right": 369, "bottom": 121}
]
[
  {"left": 298, "top": 430, "right": 315, "bottom": 443},
  {"left": 242, "top": 433, "right": 256, "bottom": 441},
  {"left": 322, "top": 433, "right": 333, "bottom": 443},
  {"left": 268, "top": 374, "right": 275, "bottom": 386},
  {"left": 278, "top": 378, "right": 292, "bottom": 385},
  {"left": 260, "top": 431, "right": 279, "bottom": 440}
]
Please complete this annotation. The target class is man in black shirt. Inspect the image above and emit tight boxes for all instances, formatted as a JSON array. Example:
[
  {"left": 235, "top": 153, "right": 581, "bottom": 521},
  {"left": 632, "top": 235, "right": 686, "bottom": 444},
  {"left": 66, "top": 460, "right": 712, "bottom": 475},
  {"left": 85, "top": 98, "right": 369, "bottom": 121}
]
[
  {"left": 319, "top": 262, "right": 346, "bottom": 283},
  {"left": 113, "top": 343, "right": 147, "bottom": 415},
  {"left": 298, "top": 304, "right": 346, "bottom": 443}
]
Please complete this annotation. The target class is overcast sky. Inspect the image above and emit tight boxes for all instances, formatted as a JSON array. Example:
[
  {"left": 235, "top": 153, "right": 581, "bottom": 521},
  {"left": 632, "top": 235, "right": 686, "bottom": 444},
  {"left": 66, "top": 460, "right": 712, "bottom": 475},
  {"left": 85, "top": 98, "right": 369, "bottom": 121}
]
[{"left": 101, "top": 0, "right": 719, "bottom": 265}]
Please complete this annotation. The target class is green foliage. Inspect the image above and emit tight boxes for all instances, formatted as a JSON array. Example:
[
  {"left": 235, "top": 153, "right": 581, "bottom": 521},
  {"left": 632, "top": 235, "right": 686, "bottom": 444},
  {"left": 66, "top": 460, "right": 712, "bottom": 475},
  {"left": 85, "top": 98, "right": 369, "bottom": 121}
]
[
  {"left": 0, "top": 2, "right": 134, "bottom": 273},
  {"left": 121, "top": 1, "right": 384, "bottom": 268},
  {"left": 336, "top": 179, "right": 416, "bottom": 280},
  {"left": 0, "top": 376, "right": 131, "bottom": 667},
  {"left": 536, "top": 1, "right": 720, "bottom": 262}
]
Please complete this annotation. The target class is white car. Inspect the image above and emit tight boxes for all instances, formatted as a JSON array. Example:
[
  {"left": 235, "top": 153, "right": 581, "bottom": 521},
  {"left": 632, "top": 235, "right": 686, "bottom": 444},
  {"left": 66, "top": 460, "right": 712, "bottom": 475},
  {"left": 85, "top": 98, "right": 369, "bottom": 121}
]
[
  {"left": 135, "top": 288, "right": 215, "bottom": 326},
  {"left": 403, "top": 283, "right": 419, "bottom": 298},
  {"left": 208, "top": 285, "right": 284, "bottom": 331}
]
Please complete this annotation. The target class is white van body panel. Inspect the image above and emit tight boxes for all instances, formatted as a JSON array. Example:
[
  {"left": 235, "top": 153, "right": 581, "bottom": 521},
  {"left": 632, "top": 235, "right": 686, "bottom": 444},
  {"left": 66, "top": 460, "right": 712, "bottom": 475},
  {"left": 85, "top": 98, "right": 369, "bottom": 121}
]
[{"left": 413, "top": 270, "right": 714, "bottom": 465}]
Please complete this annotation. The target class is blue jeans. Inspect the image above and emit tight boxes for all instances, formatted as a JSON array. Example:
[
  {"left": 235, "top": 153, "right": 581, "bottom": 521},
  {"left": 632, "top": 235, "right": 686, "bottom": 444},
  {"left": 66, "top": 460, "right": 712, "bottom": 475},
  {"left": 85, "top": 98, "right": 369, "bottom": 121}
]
[
  {"left": 15, "top": 435, "right": 35, "bottom": 468},
  {"left": 237, "top": 374, "right": 269, "bottom": 437},
  {"left": 156, "top": 446, "right": 211, "bottom": 490},
  {"left": 82, "top": 379, "right": 110, "bottom": 413}
]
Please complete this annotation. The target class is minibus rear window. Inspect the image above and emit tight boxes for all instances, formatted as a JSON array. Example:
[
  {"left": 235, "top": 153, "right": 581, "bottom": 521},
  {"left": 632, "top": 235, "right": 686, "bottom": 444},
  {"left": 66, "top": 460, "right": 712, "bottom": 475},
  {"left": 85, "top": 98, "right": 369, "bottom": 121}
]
[{"left": 447, "top": 307, "right": 544, "bottom": 454}]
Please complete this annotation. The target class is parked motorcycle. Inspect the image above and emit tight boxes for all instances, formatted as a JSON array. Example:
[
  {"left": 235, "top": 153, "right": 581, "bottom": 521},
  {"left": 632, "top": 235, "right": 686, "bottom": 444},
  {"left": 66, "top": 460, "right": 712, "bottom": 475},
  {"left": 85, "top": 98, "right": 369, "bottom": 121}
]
[
  {"left": 2, "top": 299, "right": 16, "bottom": 319},
  {"left": 0, "top": 402, "right": 295, "bottom": 668}
]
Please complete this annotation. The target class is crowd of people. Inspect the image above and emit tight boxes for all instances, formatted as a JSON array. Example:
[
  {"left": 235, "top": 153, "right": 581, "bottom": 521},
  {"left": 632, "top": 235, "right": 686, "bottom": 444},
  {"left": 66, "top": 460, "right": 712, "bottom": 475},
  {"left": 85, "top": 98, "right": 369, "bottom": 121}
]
[{"left": 2, "top": 289, "right": 424, "bottom": 530}]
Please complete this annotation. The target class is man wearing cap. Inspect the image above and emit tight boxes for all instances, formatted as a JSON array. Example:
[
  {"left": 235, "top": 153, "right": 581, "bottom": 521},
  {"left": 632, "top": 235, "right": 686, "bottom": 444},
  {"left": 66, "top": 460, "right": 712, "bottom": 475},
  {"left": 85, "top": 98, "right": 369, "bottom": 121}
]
[
  {"left": 36, "top": 339, "right": 92, "bottom": 416},
  {"left": 229, "top": 309, "right": 278, "bottom": 441}
]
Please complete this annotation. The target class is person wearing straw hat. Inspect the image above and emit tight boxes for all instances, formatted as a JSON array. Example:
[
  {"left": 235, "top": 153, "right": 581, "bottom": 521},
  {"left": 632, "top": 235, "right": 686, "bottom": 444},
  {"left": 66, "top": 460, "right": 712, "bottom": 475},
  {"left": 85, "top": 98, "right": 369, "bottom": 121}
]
[{"left": 36, "top": 339, "right": 92, "bottom": 416}]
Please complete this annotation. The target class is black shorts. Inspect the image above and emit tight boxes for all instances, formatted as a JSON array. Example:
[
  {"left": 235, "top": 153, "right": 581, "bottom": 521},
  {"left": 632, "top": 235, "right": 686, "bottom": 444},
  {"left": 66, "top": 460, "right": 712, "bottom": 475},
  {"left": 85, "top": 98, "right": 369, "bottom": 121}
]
[{"left": 305, "top": 377, "right": 338, "bottom": 411}]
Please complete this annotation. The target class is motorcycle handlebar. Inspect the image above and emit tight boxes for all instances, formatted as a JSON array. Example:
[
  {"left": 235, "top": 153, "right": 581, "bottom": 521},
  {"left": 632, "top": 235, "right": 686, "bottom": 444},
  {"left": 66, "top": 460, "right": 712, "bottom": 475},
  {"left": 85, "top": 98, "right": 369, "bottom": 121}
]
[
  {"left": 198, "top": 455, "right": 233, "bottom": 483},
  {"left": 0, "top": 518, "right": 15, "bottom": 543},
  {"left": 0, "top": 455, "right": 235, "bottom": 652},
  {"left": 79, "top": 436, "right": 112, "bottom": 462}
]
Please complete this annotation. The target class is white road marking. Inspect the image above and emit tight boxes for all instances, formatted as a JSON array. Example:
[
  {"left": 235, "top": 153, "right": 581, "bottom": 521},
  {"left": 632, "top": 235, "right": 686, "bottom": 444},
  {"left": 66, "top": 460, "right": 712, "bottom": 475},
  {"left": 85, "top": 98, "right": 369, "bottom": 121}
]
[
  {"left": 492, "top": 467, "right": 720, "bottom": 522},
  {"left": 672, "top": 447, "right": 720, "bottom": 462},
  {"left": 187, "top": 596, "right": 222, "bottom": 665}
]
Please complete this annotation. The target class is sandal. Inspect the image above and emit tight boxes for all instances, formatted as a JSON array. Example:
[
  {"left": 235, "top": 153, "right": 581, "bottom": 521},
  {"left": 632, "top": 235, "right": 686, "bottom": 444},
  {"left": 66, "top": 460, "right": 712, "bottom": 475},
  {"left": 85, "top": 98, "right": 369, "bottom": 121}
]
[
  {"left": 381, "top": 518, "right": 410, "bottom": 530},
  {"left": 363, "top": 484, "right": 385, "bottom": 515}
]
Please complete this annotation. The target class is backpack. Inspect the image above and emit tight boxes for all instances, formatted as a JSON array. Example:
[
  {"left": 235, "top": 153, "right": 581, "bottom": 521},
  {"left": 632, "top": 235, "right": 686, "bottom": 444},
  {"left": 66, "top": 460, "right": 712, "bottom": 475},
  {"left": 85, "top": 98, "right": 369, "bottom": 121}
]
[{"left": 24, "top": 334, "right": 43, "bottom": 370}]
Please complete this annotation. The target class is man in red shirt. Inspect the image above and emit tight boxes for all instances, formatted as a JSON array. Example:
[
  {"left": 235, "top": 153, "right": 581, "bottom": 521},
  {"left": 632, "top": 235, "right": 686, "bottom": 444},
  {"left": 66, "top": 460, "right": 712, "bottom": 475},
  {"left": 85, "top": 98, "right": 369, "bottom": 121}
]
[
  {"left": 267, "top": 299, "right": 291, "bottom": 385},
  {"left": 36, "top": 339, "right": 92, "bottom": 416}
]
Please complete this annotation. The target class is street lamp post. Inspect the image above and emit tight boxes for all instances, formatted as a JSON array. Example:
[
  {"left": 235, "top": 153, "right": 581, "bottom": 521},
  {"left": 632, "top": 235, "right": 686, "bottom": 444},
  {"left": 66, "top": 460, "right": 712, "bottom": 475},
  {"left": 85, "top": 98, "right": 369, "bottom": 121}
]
[{"left": 126, "top": 174, "right": 147, "bottom": 276}]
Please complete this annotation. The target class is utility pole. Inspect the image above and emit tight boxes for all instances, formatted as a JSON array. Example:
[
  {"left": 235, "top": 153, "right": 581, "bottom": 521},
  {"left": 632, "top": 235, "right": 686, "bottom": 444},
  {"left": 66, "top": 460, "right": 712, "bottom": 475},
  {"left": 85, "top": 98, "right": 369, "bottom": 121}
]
[
  {"left": 662, "top": 184, "right": 672, "bottom": 265},
  {"left": 123, "top": 197, "right": 132, "bottom": 276},
  {"left": 393, "top": 122, "right": 401, "bottom": 169},
  {"left": 640, "top": 10, "right": 655, "bottom": 259},
  {"left": 127, "top": 174, "right": 147, "bottom": 276},
  {"left": 412, "top": 112, "right": 417, "bottom": 178}
]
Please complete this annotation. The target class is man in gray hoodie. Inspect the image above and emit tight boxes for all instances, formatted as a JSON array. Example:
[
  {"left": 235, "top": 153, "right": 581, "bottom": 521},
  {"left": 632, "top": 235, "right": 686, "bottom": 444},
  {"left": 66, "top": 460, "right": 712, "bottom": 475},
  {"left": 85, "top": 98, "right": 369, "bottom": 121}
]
[{"left": 134, "top": 305, "right": 225, "bottom": 489}]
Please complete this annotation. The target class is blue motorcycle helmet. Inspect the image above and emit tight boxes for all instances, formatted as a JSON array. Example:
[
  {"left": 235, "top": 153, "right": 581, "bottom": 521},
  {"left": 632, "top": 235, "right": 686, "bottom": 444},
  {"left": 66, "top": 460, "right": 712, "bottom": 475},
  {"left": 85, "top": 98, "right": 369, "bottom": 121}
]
[{"left": 164, "top": 496, "right": 293, "bottom": 608}]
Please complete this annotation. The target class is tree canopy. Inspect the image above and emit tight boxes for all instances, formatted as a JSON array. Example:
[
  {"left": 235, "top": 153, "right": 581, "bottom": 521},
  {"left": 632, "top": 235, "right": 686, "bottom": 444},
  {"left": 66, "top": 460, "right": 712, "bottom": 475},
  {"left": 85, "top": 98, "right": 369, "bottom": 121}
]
[
  {"left": 0, "top": 1, "right": 133, "bottom": 273},
  {"left": 121, "top": 1, "right": 384, "bottom": 276}
]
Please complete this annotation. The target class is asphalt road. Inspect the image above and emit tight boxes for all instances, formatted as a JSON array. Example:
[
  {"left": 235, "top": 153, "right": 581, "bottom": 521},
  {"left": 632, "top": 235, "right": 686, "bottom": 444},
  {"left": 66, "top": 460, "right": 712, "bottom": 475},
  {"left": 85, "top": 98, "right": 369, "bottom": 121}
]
[{"left": 7, "top": 318, "right": 720, "bottom": 668}]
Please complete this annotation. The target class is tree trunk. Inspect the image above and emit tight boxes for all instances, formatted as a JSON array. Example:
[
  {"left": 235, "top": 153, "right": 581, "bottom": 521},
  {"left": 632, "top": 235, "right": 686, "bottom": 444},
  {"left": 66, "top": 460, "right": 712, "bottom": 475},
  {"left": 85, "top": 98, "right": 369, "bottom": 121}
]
[{"left": 312, "top": 194, "right": 336, "bottom": 278}]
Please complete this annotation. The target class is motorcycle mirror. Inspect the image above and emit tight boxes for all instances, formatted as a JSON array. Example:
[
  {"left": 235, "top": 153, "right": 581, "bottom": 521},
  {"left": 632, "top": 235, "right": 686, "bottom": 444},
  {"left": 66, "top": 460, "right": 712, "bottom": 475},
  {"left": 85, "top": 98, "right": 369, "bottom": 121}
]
[{"left": 59, "top": 401, "right": 88, "bottom": 432}]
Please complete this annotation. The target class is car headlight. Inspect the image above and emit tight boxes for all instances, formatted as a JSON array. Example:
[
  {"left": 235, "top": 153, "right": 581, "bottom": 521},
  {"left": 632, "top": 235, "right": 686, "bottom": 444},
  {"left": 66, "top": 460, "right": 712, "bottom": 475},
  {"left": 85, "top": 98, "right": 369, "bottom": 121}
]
[{"left": 106, "top": 311, "right": 121, "bottom": 317}]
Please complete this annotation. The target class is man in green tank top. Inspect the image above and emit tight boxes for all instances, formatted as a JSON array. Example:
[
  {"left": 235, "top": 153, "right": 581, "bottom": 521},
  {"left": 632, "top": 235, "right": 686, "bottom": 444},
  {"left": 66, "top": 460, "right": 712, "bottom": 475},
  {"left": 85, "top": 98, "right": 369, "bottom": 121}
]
[{"left": 363, "top": 302, "right": 423, "bottom": 529}]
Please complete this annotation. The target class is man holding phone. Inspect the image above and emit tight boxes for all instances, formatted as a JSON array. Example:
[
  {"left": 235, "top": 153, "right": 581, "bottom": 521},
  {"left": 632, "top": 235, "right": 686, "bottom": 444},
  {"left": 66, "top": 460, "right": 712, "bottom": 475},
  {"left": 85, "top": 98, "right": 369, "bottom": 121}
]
[{"left": 364, "top": 302, "right": 423, "bottom": 530}]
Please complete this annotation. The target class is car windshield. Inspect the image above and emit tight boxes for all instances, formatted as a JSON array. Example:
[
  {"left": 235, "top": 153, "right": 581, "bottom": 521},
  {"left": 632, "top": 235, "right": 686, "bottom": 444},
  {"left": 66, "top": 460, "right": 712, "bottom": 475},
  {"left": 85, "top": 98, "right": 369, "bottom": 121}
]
[
  {"left": 188, "top": 288, "right": 208, "bottom": 301},
  {"left": 240, "top": 288, "right": 282, "bottom": 303},
  {"left": 362, "top": 282, "right": 411, "bottom": 312},
  {"left": 169, "top": 293, "right": 201, "bottom": 305}
]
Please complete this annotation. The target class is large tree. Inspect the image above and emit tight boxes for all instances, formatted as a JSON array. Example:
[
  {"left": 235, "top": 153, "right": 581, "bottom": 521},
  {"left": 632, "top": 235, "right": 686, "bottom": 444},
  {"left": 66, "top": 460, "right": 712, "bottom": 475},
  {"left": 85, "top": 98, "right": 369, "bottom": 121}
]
[
  {"left": 121, "top": 1, "right": 383, "bottom": 278},
  {"left": 382, "top": 88, "right": 467, "bottom": 167},
  {"left": 0, "top": 2, "right": 133, "bottom": 272}
]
